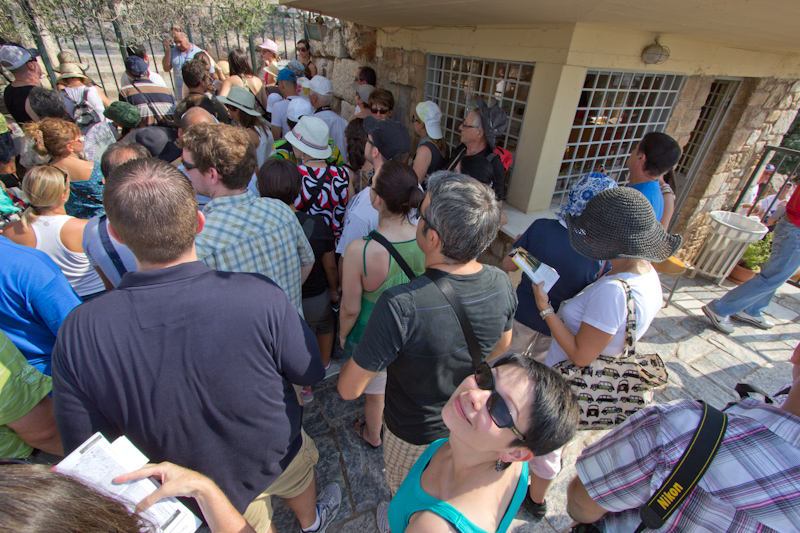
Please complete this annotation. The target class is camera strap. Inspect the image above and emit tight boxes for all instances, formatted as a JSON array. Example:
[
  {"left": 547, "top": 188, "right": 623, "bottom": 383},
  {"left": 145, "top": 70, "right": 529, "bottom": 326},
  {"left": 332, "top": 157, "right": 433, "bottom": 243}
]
[{"left": 635, "top": 401, "right": 727, "bottom": 531}]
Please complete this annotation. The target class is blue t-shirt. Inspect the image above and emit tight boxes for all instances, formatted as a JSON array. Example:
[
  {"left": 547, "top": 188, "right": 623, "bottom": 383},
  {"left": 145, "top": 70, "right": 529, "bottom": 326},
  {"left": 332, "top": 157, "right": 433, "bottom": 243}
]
[
  {"left": 389, "top": 438, "right": 529, "bottom": 533},
  {"left": 629, "top": 180, "right": 663, "bottom": 220},
  {"left": 514, "top": 219, "right": 606, "bottom": 335},
  {"left": 0, "top": 236, "right": 80, "bottom": 374}
]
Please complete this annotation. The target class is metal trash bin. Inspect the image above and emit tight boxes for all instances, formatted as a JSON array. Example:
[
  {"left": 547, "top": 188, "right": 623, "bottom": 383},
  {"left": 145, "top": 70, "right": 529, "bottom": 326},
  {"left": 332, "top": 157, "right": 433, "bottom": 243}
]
[{"left": 689, "top": 211, "right": 768, "bottom": 285}]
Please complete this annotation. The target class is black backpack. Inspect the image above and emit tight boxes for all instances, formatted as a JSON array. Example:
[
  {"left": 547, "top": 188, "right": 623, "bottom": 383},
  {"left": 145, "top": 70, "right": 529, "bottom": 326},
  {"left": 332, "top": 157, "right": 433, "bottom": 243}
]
[{"left": 62, "top": 87, "right": 101, "bottom": 134}]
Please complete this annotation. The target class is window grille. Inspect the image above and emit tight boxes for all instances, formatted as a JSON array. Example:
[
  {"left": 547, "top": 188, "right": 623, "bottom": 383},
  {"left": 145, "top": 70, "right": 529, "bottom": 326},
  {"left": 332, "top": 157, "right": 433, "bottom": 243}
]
[
  {"left": 425, "top": 54, "right": 534, "bottom": 189},
  {"left": 553, "top": 70, "right": 684, "bottom": 207}
]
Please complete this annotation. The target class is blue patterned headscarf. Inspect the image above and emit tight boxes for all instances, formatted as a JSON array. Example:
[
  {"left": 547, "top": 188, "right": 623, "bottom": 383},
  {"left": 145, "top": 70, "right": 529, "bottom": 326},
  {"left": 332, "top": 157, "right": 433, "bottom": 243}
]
[{"left": 557, "top": 172, "right": 618, "bottom": 222}]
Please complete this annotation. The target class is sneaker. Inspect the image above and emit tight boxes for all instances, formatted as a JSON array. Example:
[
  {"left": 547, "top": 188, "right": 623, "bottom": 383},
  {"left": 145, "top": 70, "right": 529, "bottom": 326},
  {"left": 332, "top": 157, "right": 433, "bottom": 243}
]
[
  {"left": 732, "top": 311, "right": 775, "bottom": 330},
  {"left": 324, "top": 360, "right": 342, "bottom": 379},
  {"left": 521, "top": 493, "right": 547, "bottom": 520},
  {"left": 301, "top": 388, "right": 314, "bottom": 404},
  {"left": 376, "top": 501, "right": 391, "bottom": 533},
  {"left": 311, "top": 483, "right": 341, "bottom": 533},
  {"left": 702, "top": 305, "right": 734, "bottom": 334}
]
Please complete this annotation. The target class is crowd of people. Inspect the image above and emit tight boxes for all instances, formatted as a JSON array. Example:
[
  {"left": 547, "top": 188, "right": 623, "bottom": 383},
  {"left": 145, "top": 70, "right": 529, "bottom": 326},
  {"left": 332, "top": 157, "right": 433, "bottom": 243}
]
[{"left": 1, "top": 31, "right": 799, "bottom": 533}]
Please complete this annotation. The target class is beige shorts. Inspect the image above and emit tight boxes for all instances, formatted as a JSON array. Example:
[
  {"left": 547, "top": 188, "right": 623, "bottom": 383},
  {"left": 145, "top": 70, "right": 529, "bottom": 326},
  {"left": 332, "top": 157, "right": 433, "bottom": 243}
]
[
  {"left": 382, "top": 425, "right": 430, "bottom": 496},
  {"left": 507, "top": 319, "right": 551, "bottom": 363},
  {"left": 243, "top": 429, "right": 319, "bottom": 533},
  {"left": 364, "top": 370, "right": 387, "bottom": 395}
]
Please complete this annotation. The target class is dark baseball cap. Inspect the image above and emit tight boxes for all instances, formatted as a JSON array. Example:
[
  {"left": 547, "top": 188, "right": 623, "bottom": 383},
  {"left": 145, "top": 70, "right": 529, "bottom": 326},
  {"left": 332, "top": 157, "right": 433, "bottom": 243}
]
[{"left": 363, "top": 116, "right": 410, "bottom": 161}]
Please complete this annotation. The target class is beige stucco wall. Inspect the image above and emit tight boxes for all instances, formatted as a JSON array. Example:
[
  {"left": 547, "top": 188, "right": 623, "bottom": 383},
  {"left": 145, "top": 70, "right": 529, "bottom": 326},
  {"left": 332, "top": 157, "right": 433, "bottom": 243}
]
[{"left": 379, "top": 23, "right": 800, "bottom": 79}]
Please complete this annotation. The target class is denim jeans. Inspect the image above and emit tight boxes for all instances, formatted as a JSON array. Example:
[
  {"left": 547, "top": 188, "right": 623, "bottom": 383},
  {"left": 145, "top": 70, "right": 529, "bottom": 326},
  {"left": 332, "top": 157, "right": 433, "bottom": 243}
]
[{"left": 710, "top": 217, "right": 800, "bottom": 317}]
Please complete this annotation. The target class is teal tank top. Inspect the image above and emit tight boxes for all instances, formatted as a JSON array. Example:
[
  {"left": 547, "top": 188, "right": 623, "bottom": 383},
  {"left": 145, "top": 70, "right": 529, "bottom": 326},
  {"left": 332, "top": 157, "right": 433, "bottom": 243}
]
[
  {"left": 388, "top": 438, "right": 529, "bottom": 533},
  {"left": 343, "top": 233, "right": 425, "bottom": 359}
]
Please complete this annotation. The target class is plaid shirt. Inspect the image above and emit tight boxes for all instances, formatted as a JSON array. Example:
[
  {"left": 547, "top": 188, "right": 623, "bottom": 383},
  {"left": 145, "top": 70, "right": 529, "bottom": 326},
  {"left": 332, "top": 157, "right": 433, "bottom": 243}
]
[
  {"left": 195, "top": 192, "right": 314, "bottom": 315},
  {"left": 577, "top": 398, "right": 800, "bottom": 533}
]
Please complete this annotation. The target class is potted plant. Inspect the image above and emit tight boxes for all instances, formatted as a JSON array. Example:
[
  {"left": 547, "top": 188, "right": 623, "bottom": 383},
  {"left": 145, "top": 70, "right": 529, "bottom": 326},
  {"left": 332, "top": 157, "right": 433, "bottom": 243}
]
[{"left": 728, "top": 233, "right": 773, "bottom": 284}]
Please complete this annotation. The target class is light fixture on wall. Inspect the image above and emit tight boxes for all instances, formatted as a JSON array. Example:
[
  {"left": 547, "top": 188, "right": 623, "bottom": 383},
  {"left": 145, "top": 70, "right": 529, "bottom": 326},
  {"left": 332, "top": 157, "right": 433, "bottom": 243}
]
[{"left": 642, "top": 38, "right": 670, "bottom": 65}]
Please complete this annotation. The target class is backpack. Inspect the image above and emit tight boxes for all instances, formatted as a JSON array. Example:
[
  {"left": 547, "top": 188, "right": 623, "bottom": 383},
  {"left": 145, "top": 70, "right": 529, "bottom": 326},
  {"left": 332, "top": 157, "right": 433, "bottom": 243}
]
[
  {"left": 488, "top": 146, "right": 514, "bottom": 172},
  {"left": 62, "top": 88, "right": 101, "bottom": 134}
]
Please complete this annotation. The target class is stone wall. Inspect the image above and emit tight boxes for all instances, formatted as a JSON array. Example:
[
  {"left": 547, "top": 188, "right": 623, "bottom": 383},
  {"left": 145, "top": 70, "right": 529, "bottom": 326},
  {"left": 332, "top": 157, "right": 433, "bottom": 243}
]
[
  {"left": 670, "top": 78, "right": 800, "bottom": 262},
  {"left": 310, "top": 21, "right": 427, "bottom": 146}
]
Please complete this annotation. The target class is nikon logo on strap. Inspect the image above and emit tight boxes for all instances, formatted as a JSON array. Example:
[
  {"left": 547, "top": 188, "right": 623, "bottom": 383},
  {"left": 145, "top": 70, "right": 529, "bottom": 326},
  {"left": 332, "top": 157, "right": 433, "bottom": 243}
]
[{"left": 656, "top": 482, "right": 684, "bottom": 510}]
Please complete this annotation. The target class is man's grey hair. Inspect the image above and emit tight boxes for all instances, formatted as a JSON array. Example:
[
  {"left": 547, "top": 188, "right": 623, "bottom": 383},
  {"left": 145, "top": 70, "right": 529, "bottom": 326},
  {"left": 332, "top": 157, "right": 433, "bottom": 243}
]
[
  {"left": 100, "top": 142, "right": 150, "bottom": 178},
  {"left": 313, "top": 92, "right": 333, "bottom": 106},
  {"left": 467, "top": 107, "right": 482, "bottom": 131},
  {"left": 424, "top": 170, "right": 500, "bottom": 264}
]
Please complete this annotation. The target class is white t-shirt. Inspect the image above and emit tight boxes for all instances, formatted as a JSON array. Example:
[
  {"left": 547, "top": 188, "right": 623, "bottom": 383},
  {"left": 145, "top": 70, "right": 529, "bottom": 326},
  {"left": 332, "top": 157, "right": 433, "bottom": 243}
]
[
  {"left": 61, "top": 86, "right": 105, "bottom": 123},
  {"left": 314, "top": 109, "right": 349, "bottom": 163},
  {"left": 335, "top": 186, "right": 378, "bottom": 255},
  {"left": 270, "top": 95, "right": 298, "bottom": 135},
  {"left": 120, "top": 70, "right": 167, "bottom": 89},
  {"left": 546, "top": 268, "right": 663, "bottom": 367}
]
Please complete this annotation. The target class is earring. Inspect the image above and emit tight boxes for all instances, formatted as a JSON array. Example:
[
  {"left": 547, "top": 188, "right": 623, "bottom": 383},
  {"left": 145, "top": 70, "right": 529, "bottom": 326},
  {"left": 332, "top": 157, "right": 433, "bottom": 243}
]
[{"left": 495, "top": 459, "right": 504, "bottom": 472}]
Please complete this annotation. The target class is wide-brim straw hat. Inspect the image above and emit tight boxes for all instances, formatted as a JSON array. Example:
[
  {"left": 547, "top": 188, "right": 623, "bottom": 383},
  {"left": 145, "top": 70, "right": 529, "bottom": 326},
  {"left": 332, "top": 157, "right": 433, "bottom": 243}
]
[
  {"left": 217, "top": 86, "right": 261, "bottom": 117},
  {"left": 285, "top": 115, "right": 332, "bottom": 160},
  {"left": 565, "top": 187, "right": 682, "bottom": 262},
  {"left": 56, "top": 62, "right": 91, "bottom": 83},
  {"left": 55, "top": 51, "right": 89, "bottom": 72}
]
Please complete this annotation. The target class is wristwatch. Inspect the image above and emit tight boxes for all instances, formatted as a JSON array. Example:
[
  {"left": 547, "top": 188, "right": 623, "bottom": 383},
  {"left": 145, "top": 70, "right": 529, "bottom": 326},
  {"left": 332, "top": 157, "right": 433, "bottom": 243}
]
[{"left": 540, "top": 306, "right": 554, "bottom": 319}]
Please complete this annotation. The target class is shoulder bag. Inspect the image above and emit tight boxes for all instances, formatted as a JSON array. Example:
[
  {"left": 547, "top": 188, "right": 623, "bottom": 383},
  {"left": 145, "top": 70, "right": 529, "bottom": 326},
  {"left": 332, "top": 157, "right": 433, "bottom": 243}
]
[{"left": 553, "top": 279, "right": 668, "bottom": 429}]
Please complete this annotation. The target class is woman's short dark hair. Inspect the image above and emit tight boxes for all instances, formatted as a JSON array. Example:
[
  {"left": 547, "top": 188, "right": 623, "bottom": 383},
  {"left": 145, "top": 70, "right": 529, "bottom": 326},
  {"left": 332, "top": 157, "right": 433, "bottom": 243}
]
[
  {"left": 496, "top": 354, "right": 579, "bottom": 457},
  {"left": 257, "top": 158, "right": 302, "bottom": 205},
  {"left": 373, "top": 160, "right": 425, "bottom": 218},
  {"left": 459, "top": 155, "right": 493, "bottom": 187},
  {"left": 345, "top": 118, "right": 367, "bottom": 171},
  {"left": 368, "top": 89, "right": 394, "bottom": 111},
  {"left": 228, "top": 48, "right": 254, "bottom": 77},
  {"left": 638, "top": 132, "right": 681, "bottom": 178},
  {"left": 0, "top": 464, "right": 152, "bottom": 532},
  {"left": 27, "top": 87, "right": 70, "bottom": 121}
]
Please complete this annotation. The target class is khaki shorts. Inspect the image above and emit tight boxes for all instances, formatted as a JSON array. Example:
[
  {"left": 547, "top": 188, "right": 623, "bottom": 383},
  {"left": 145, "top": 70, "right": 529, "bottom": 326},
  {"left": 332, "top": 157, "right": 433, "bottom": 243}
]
[
  {"left": 507, "top": 319, "right": 551, "bottom": 363},
  {"left": 243, "top": 429, "right": 319, "bottom": 533},
  {"left": 364, "top": 370, "right": 387, "bottom": 395},
  {"left": 383, "top": 425, "right": 429, "bottom": 496}
]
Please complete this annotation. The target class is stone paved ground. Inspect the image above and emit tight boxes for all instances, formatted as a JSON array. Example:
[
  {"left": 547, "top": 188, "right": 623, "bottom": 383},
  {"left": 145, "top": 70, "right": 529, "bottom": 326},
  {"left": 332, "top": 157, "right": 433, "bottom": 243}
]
[{"left": 271, "top": 273, "right": 800, "bottom": 533}]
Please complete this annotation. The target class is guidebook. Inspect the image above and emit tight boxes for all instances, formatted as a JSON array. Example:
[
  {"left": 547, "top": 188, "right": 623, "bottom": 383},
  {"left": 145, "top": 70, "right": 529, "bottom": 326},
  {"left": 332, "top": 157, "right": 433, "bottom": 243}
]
[
  {"left": 509, "top": 247, "right": 560, "bottom": 293},
  {"left": 55, "top": 432, "right": 202, "bottom": 533}
]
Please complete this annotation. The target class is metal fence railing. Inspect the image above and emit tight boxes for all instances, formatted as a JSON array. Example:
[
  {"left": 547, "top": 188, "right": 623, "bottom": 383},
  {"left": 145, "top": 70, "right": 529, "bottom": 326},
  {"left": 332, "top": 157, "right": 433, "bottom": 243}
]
[{"left": 8, "top": 6, "right": 335, "bottom": 99}]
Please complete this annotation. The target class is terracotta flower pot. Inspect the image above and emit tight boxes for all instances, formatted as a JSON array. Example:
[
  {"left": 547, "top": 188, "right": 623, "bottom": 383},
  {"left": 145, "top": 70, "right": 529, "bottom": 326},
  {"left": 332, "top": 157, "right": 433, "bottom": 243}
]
[{"left": 727, "top": 263, "right": 760, "bottom": 285}]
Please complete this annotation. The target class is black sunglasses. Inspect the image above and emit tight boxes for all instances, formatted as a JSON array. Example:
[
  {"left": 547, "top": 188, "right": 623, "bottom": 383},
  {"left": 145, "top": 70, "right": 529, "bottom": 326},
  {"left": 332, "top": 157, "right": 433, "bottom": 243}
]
[
  {"left": 371, "top": 107, "right": 391, "bottom": 115},
  {"left": 182, "top": 159, "right": 197, "bottom": 171},
  {"left": 47, "top": 165, "right": 69, "bottom": 186},
  {"left": 475, "top": 362, "right": 526, "bottom": 442},
  {"left": 297, "top": 47, "right": 309, "bottom": 52}
]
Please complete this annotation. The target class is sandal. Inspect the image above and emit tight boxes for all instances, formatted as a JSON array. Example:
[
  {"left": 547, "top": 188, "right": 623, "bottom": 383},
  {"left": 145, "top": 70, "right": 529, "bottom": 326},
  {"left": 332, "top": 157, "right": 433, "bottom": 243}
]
[{"left": 353, "top": 417, "right": 382, "bottom": 449}]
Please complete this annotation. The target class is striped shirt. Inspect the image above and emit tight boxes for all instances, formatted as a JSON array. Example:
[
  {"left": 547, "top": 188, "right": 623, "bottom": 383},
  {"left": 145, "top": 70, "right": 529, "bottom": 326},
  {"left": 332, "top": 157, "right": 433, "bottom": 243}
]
[
  {"left": 195, "top": 191, "right": 314, "bottom": 315},
  {"left": 118, "top": 79, "right": 176, "bottom": 126},
  {"left": 0, "top": 331, "right": 52, "bottom": 458},
  {"left": 577, "top": 399, "right": 800, "bottom": 533}
]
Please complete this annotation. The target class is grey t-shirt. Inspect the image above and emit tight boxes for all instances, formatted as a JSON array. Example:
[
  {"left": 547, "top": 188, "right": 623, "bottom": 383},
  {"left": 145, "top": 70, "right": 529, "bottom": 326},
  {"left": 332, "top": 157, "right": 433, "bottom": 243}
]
[{"left": 353, "top": 266, "right": 517, "bottom": 444}]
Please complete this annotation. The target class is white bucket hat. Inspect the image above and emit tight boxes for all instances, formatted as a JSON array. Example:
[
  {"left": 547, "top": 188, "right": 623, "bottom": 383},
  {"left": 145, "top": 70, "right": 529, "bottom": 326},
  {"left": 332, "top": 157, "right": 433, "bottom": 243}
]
[
  {"left": 285, "top": 116, "right": 332, "bottom": 159},
  {"left": 416, "top": 101, "right": 443, "bottom": 140}
]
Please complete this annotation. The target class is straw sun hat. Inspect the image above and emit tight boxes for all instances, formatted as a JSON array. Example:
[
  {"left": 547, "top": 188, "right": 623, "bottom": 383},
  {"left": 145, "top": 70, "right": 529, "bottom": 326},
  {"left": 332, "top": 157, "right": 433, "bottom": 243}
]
[{"left": 565, "top": 187, "right": 682, "bottom": 262}]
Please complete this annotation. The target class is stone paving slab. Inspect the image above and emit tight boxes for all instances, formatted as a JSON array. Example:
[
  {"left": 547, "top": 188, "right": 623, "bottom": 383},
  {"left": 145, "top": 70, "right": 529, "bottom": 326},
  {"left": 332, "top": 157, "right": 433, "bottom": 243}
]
[{"left": 270, "top": 272, "right": 800, "bottom": 533}]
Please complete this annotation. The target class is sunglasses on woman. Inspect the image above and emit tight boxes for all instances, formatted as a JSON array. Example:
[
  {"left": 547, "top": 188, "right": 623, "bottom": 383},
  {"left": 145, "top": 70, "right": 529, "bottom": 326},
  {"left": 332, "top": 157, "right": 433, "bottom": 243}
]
[
  {"left": 371, "top": 108, "right": 391, "bottom": 115},
  {"left": 474, "top": 362, "right": 526, "bottom": 442},
  {"left": 297, "top": 47, "right": 309, "bottom": 52}
]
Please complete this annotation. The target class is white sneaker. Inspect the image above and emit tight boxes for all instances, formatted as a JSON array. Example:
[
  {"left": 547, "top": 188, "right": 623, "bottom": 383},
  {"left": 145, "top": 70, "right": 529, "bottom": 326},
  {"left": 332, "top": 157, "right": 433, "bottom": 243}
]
[
  {"left": 312, "top": 483, "right": 341, "bottom": 533},
  {"left": 324, "top": 361, "right": 342, "bottom": 379},
  {"left": 732, "top": 311, "right": 775, "bottom": 330},
  {"left": 702, "top": 305, "right": 734, "bottom": 334},
  {"left": 376, "top": 501, "right": 391, "bottom": 533},
  {"left": 301, "top": 388, "right": 314, "bottom": 404}
]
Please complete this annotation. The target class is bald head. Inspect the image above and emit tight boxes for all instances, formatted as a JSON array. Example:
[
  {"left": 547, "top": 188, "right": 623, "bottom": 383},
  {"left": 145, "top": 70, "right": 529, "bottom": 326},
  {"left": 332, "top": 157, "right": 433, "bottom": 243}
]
[{"left": 180, "top": 107, "right": 216, "bottom": 132}]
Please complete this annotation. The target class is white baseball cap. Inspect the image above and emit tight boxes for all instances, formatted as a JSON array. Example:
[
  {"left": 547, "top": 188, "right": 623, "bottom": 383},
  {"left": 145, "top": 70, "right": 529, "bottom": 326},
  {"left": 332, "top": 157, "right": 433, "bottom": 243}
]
[
  {"left": 307, "top": 75, "right": 333, "bottom": 97},
  {"left": 416, "top": 101, "right": 443, "bottom": 140},
  {"left": 0, "top": 44, "right": 40, "bottom": 70},
  {"left": 287, "top": 97, "right": 315, "bottom": 123},
  {"left": 285, "top": 116, "right": 332, "bottom": 160},
  {"left": 266, "top": 92, "right": 283, "bottom": 113}
]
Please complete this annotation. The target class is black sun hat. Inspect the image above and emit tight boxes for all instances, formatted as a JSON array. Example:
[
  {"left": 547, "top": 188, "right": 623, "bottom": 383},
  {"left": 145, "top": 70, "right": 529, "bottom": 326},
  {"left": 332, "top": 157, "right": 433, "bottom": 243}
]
[{"left": 565, "top": 187, "right": 682, "bottom": 262}]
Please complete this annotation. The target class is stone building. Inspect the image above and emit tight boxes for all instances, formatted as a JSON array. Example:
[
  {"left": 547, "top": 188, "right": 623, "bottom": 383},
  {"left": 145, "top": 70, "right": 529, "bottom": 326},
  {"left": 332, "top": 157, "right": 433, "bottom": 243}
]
[{"left": 286, "top": 0, "right": 800, "bottom": 266}]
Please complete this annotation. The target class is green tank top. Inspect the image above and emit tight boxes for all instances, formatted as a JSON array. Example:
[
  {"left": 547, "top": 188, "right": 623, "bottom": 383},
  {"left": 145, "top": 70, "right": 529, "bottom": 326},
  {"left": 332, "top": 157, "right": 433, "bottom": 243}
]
[{"left": 343, "top": 233, "right": 425, "bottom": 359}]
